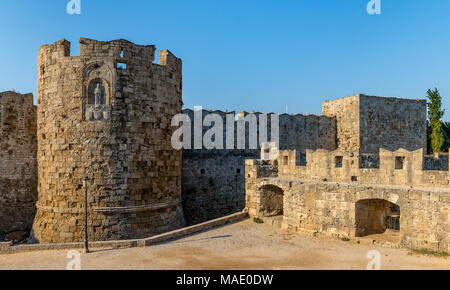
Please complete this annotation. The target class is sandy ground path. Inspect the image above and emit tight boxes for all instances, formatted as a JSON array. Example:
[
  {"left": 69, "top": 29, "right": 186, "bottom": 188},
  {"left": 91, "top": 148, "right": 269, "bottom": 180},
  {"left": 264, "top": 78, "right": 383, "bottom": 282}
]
[{"left": 0, "top": 219, "right": 448, "bottom": 270}]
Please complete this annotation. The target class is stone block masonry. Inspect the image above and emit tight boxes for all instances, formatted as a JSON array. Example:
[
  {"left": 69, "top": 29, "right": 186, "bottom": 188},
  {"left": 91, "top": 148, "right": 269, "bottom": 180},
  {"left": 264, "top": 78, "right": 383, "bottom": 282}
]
[
  {"left": 246, "top": 147, "right": 450, "bottom": 252},
  {"left": 181, "top": 109, "right": 336, "bottom": 225},
  {"left": 322, "top": 94, "right": 427, "bottom": 154},
  {"left": 0, "top": 36, "right": 440, "bottom": 251},
  {"left": 32, "top": 38, "right": 185, "bottom": 243},
  {"left": 0, "top": 91, "right": 37, "bottom": 234}
]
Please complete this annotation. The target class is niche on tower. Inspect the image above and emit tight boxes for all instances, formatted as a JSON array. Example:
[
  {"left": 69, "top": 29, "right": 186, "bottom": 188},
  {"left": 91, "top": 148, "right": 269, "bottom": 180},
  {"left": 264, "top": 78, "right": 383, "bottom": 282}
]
[{"left": 83, "top": 62, "right": 114, "bottom": 121}]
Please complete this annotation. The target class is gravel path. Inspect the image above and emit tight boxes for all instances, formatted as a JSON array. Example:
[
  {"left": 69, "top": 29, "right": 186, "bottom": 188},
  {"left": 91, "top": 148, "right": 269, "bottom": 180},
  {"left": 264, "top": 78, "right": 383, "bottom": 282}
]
[{"left": 0, "top": 219, "right": 448, "bottom": 270}]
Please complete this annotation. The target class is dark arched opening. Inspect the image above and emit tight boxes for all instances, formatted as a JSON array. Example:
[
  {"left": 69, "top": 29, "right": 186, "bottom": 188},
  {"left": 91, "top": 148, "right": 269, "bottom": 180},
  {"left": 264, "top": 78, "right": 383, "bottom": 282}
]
[
  {"left": 355, "top": 199, "right": 400, "bottom": 237},
  {"left": 259, "top": 185, "right": 284, "bottom": 217}
]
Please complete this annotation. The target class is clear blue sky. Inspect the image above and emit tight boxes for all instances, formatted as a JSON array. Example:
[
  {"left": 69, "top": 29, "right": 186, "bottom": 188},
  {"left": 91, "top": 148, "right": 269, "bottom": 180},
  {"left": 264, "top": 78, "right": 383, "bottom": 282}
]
[{"left": 1, "top": 0, "right": 450, "bottom": 119}]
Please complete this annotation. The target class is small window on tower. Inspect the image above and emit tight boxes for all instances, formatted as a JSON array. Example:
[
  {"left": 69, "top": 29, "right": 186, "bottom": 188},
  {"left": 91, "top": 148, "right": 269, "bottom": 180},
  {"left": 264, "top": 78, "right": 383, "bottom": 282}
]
[
  {"left": 335, "top": 156, "right": 343, "bottom": 168},
  {"left": 117, "top": 62, "right": 127, "bottom": 70},
  {"left": 395, "top": 156, "right": 404, "bottom": 170}
]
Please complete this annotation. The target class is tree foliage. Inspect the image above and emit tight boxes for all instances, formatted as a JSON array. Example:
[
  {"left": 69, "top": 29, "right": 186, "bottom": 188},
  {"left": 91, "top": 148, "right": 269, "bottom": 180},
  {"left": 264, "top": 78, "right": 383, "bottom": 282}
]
[{"left": 427, "top": 88, "right": 445, "bottom": 153}]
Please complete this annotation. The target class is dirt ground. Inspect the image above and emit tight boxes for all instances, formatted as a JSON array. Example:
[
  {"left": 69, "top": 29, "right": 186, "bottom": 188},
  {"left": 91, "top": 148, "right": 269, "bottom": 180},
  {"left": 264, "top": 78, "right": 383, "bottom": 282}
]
[{"left": 0, "top": 219, "right": 448, "bottom": 270}]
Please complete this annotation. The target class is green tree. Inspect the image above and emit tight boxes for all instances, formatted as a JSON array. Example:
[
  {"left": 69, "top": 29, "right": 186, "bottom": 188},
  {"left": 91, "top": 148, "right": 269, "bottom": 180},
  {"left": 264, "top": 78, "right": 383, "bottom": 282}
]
[
  {"left": 442, "top": 121, "right": 450, "bottom": 152},
  {"left": 427, "top": 88, "right": 445, "bottom": 153}
]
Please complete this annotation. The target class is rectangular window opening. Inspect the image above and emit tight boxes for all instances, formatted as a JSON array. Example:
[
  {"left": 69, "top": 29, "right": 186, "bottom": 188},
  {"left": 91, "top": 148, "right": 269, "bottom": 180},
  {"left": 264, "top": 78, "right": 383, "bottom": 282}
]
[
  {"left": 395, "top": 156, "right": 404, "bottom": 170},
  {"left": 335, "top": 156, "right": 343, "bottom": 168},
  {"left": 117, "top": 62, "right": 127, "bottom": 70}
]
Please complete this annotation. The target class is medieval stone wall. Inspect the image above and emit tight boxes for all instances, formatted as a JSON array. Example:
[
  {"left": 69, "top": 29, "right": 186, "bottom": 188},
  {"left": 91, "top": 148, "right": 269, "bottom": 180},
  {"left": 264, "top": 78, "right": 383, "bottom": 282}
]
[
  {"left": 180, "top": 109, "right": 336, "bottom": 225},
  {"left": 182, "top": 150, "right": 252, "bottom": 225},
  {"left": 0, "top": 91, "right": 37, "bottom": 234},
  {"left": 32, "top": 38, "right": 185, "bottom": 243},
  {"left": 276, "top": 148, "right": 450, "bottom": 187},
  {"left": 245, "top": 147, "right": 450, "bottom": 252},
  {"left": 359, "top": 95, "right": 427, "bottom": 154},
  {"left": 424, "top": 153, "right": 449, "bottom": 171},
  {"left": 246, "top": 175, "right": 449, "bottom": 252},
  {"left": 322, "top": 94, "right": 360, "bottom": 152},
  {"left": 323, "top": 94, "right": 427, "bottom": 155}
]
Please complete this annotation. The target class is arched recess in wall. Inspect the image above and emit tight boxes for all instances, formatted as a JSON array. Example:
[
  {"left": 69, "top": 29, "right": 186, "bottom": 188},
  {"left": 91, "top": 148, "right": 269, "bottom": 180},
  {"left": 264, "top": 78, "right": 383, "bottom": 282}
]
[
  {"left": 355, "top": 199, "right": 400, "bottom": 237},
  {"left": 258, "top": 184, "right": 284, "bottom": 217},
  {"left": 82, "top": 62, "right": 114, "bottom": 106}
]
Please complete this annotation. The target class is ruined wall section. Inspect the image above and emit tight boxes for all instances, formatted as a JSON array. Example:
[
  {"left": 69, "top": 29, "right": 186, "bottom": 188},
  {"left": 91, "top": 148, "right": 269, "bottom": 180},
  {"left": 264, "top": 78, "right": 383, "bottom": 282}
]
[
  {"left": 33, "top": 38, "right": 184, "bottom": 243},
  {"left": 0, "top": 91, "right": 37, "bottom": 233},
  {"left": 181, "top": 109, "right": 336, "bottom": 225}
]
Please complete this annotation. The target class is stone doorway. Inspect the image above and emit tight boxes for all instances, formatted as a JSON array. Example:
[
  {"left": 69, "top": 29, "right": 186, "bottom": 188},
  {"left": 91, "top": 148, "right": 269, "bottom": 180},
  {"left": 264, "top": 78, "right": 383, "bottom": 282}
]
[
  {"left": 259, "top": 185, "right": 284, "bottom": 217},
  {"left": 355, "top": 199, "right": 400, "bottom": 237}
]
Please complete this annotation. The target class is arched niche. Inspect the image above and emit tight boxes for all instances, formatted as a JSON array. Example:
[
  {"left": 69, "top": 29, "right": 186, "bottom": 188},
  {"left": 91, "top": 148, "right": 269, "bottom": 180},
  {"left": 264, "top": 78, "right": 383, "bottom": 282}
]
[
  {"left": 82, "top": 62, "right": 114, "bottom": 121},
  {"left": 88, "top": 78, "right": 108, "bottom": 105}
]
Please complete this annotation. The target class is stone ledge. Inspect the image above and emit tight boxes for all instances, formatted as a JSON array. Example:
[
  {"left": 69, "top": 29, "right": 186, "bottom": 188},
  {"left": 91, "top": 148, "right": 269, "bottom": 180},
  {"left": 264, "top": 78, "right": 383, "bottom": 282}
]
[
  {"left": 0, "top": 211, "right": 249, "bottom": 255},
  {"left": 93, "top": 199, "right": 181, "bottom": 214}
]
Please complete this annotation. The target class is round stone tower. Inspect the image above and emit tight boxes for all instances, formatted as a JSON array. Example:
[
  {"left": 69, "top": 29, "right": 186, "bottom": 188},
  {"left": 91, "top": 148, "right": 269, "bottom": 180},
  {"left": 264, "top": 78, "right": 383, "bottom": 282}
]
[{"left": 32, "top": 38, "right": 185, "bottom": 243}]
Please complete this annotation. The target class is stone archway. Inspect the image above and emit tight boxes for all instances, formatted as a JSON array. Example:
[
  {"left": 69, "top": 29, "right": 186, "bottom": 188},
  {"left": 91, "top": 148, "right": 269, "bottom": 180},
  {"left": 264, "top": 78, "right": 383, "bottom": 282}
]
[
  {"left": 355, "top": 199, "right": 400, "bottom": 237},
  {"left": 259, "top": 185, "right": 284, "bottom": 217}
]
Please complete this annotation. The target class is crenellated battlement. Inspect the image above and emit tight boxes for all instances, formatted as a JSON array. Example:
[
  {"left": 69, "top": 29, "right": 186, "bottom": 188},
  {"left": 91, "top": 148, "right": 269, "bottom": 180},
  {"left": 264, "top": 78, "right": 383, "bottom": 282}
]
[
  {"left": 180, "top": 109, "right": 337, "bottom": 151},
  {"left": 249, "top": 147, "right": 450, "bottom": 188}
]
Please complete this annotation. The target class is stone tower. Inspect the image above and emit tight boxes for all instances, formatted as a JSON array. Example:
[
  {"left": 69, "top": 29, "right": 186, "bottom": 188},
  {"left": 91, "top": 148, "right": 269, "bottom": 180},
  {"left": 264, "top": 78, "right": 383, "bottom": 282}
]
[
  {"left": 0, "top": 91, "right": 37, "bottom": 233},
  {"left": 32, "top": 38, "right": 185, "bottom": 243}
]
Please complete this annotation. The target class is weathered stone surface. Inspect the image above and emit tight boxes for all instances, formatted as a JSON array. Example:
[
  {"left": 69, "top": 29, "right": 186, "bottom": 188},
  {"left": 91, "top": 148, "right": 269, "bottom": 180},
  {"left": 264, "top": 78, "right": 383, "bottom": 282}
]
[
  {"left": 0, "top": 91, "right": 37, "bottom": 234},
  {"left": 181, "top": 109, "right": 337, "bottom": 225},
  {"left": 322, "top": 94, "right": 427, "bottom": 154},
  {"left": 32, "top": 38, "right": 185, "bottom": 243},
  {"left": 246, "top": 147, "right": 450, "bottom": 252}
]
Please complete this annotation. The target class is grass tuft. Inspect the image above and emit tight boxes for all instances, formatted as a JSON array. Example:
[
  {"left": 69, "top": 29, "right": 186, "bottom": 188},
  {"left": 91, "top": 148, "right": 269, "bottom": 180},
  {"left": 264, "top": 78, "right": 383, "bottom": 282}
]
[
  {"left": 253, "top": 217, "right": 264, "bottom": 224},
  {"left": 411, "top": 248, "right": 449, "bottom": 257}
]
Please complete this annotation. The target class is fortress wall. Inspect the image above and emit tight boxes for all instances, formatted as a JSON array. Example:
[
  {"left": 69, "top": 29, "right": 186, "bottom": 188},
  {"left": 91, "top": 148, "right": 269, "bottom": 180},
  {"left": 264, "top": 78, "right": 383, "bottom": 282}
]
[
  {"left": 245, "top": 160, "right": 450, "bottom": 252},
  {"left": 359, "top": 96, "right": 427, "bottom": 154},
  {"left": 0, "top": 91, "right": 37, "bottom": 233},
  {"left": 424, "top": 153, "right": 449, "bottom": 171},
  {"left": 322, "top": 94, "right": 427, "bottom": 155},
  {"left": 182, "top": 150, "right": 252, "bottom": 225},
  {"left": 276, "top": 148, "right": 450, "bottom": 187},
  {"left": 33, "top": 38, "right": 184, "bottom": 243},
  {"left": 279, "top": 114, "right": 336, "bottom": 152},
  {"left": 180, "top": 110, "right": 336, "bottom": 225},
  {"left": 322, "top": 95, "right": 360, "bottom": 152}
]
